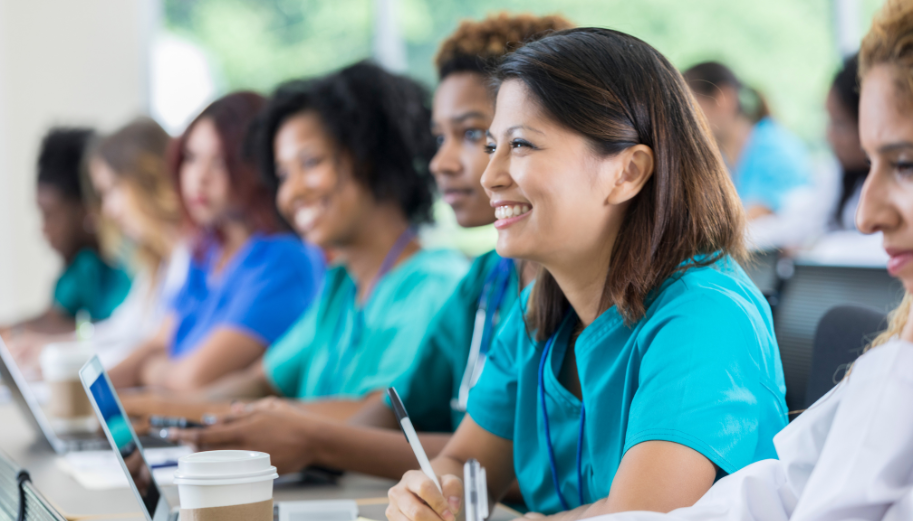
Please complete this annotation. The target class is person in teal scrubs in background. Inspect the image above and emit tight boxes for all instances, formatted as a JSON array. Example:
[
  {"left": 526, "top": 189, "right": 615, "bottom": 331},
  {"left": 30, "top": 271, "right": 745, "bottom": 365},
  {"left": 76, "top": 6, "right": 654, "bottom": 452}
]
[
  {"left": 387, "top": 28, "right": 787, "bottom": 521},
  {"left": 166, "top": 15, "right": 570, "bottom": 479},
  {"left": 143, "top": 61, "right": 465, "bottom": 429},
  {"left": 2, "top": 127, "right": 131, "bottom": 344},
  {"left": 683, "top": 62, "right": 811, "bottom": 221}
]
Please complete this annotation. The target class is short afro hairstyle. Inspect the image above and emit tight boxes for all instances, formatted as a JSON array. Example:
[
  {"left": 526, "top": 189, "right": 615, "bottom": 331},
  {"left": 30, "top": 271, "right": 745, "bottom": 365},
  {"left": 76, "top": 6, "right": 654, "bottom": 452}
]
[
  {"left": 256, "top": 60, "right": 437, "bottom": 225},
  {"left": 37, "top": 127, "right": 95, "bottom": 201},
  {"left": 435, "top": 13, "right": 574, "bottom": 81}
]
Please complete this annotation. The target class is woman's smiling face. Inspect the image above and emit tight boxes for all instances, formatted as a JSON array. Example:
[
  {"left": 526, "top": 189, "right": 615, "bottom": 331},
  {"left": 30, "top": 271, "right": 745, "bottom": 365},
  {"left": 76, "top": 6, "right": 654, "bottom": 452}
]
[
  {"left": 273, "top": 111, "right": 373, "bottom": 248},
  {"left": 857, "top": 64, "right": 913, "bottom": 292},
  {"left": 480, "top": 80, "right": 636, "bottom": 267}
]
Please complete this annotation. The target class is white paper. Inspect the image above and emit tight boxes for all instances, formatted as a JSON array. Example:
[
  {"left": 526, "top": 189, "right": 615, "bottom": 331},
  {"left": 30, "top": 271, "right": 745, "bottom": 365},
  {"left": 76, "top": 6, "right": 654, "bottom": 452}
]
[{"left": 58, "top": 446, "right": 192, "bottom": 490}]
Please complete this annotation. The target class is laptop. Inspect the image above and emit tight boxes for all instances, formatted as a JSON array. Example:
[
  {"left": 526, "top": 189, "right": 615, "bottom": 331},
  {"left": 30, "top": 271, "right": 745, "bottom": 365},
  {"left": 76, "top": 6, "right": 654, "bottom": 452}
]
[
  {"left": 0, "top": 337, "right": 172, "bottom": 453},
  {"left": 79, "top": 355, "right": 360, "bottom": 521}
]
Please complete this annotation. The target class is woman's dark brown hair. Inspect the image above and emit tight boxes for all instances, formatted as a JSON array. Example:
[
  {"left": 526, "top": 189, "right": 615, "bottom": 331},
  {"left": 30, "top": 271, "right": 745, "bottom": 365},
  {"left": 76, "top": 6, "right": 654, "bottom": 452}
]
[
  {"left": 494, "top": 28, "right": 747, "bottom": 339},
  {"left": 169, "top": 91, "right": 281, "bottom": 243},
  {"left": 683, "top": 61, "right": 771, "bottom": 124}
]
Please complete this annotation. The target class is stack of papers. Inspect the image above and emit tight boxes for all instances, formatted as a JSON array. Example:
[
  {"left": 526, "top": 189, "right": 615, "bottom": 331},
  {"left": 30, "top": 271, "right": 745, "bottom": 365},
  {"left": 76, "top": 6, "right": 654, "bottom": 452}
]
[{"left": 57, "top": 446, "right": 192, "bottom": 490}]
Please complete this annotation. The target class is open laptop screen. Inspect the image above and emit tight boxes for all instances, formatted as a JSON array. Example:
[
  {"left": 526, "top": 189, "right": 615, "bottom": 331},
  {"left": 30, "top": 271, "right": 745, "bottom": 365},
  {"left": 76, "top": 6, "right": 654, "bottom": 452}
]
[{"left": 87, "top": 373, "right": 161, "bottom": 517}]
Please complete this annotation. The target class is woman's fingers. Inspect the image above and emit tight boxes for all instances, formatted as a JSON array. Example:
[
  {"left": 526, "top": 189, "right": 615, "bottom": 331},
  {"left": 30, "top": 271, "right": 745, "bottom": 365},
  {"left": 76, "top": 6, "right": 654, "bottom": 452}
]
[
  {"left": 388, "top": 470, "right": 455, "bottom": 521},
  {"left": 440, "top": 474, "right": 464, "bottom": 515}
]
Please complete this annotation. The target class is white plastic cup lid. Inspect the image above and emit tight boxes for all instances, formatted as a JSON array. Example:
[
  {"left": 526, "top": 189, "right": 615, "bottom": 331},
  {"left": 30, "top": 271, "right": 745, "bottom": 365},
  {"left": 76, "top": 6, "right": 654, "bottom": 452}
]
[
  {"left": 39, "top": 342, "right": 96, "bottom": 381},
  {"left": 173, "top": 451, "right": 278, "bottom": 486}
]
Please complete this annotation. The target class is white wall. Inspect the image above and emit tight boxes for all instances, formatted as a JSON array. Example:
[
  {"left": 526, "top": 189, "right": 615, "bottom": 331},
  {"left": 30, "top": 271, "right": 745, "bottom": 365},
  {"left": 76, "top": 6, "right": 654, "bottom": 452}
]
[{"left": 0, "top": 0, "right": 154, "bottom": 323}]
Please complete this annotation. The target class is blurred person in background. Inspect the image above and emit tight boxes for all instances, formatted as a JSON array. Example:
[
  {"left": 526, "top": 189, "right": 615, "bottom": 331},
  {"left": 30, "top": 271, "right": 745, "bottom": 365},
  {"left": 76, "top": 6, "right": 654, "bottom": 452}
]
[
  {"left": 165, "top": 14, "right": 570, "bottom": 480},
  {"left": 6, "top": 118, "right": 190, "bottom": 370},
  {"left": 1, "top": 128, "right": 132, "bottom": 345},
  {"left": 799, "top": 54, "right": 887, "bottom": 265},
  {"left": 826, "top": 54, "right": 868, "bottom": 231},
  {"left": 108, "top": 92, "right": 326, "bottom": 392},
  {"left": 684, "top": 62, "right": 812, "bottom": 222},
  {"left": 123, "top": 61, "right": 468, "bottom": 429}
]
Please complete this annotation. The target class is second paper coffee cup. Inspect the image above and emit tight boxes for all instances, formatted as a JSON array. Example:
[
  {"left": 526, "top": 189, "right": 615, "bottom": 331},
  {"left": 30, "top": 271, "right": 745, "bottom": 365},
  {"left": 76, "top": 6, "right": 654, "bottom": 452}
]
[
  {"left": 39, "top": 341, "right": 96, "bottom": 433},
  {"left": 174, "top": 450, "right": 278, "bottom": 521}
]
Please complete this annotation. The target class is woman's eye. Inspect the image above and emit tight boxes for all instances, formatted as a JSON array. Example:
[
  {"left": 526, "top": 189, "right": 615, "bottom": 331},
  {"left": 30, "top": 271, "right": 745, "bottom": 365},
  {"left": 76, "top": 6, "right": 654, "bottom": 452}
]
[
  {"left": 464, "top": 129, "right": 485, "bottom": 143},
  {"left": 301, "top": 156, "right": 323, "bottom": 169},
  {"left": 510, "top": 138, "right": 534, "bottom": 150},
  {"left": 484, "top": 143, "right": 497, "bottom": 155},
  {"left": 893, "top": 161, "right": 913, "bottom": 175},
  {"left": 434, "top": 134, "right": 445, "bottom": 148}
]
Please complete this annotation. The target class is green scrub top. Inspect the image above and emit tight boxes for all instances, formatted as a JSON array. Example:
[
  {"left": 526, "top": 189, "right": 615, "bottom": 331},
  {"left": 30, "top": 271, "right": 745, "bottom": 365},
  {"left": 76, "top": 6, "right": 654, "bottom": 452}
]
[
  {"left": 53, "top": 248, "right": 132, "bottom": 321},
  {"left": 264, "top": 249, "right": 469, "bottom": 400},
  {"left": 468, "top": 256, "right": 787, "bottom": 514},
  {"left": 386, "top": 250, "right": 519, "bottom": 432}
]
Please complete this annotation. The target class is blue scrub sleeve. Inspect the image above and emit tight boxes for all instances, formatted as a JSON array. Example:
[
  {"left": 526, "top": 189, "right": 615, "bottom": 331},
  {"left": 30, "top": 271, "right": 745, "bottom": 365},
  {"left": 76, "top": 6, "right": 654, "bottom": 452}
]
[
  {"left": 623, "top": 291, "right": 774, "bottom": 474},
  {"left": 465, "top": 301, "right": 524, "bottom": 440},
  {"left": 739, "top": 123, "right": 809, "bottom": 212},
  {"left": 222, "top": 260, "right": 318, "bottom": 346},
  {"left": 263, "top": 304, "right": 319, "bottom": 397}
]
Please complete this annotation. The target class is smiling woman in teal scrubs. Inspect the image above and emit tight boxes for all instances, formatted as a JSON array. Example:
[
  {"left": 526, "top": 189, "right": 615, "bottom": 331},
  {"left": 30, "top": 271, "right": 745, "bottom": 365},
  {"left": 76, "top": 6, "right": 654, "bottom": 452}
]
[{"left": 386, "top": 28, "right": 787, "bottom": 521}]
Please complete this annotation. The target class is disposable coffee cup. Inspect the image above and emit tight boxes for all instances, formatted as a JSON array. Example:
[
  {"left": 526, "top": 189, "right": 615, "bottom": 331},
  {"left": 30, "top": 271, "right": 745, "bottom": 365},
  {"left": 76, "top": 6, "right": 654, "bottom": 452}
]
[
  {"left": 174, "top": 451, "right": 278, "bottom": 521},
  {"left": 39, "top": 341, "right": 96, "bottom": 433}
]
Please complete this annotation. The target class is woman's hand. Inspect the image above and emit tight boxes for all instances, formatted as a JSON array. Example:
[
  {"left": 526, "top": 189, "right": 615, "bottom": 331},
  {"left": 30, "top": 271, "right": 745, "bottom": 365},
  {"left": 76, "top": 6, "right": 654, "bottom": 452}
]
[
  {"left": 386, "top": 470, "right": 463, "bottom": 521},
  {"left": 168, "top": 398, "right": 320, "bottom": 475}
]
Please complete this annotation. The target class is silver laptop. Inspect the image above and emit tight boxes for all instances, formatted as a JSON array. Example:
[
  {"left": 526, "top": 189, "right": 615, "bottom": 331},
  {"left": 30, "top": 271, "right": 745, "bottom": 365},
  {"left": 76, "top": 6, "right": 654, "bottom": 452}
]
[
  {"left": 0, "top": 336, "right": 110, "bottom": 453},
  {"left": 79, "top": 355, "right": 359, "bottom": 521}
]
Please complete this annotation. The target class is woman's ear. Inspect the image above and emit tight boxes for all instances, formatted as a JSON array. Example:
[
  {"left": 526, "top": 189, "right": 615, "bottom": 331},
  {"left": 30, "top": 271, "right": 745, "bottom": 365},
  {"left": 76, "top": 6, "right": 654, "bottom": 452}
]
[{"left": 606, "top": 145, "right": 655, "bottom": 205}]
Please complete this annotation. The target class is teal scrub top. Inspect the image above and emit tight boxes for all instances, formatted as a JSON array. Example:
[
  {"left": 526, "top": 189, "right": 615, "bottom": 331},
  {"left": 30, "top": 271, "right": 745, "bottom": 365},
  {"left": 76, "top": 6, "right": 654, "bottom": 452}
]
[
  {"left": 264, "top": 249, "right": 469, "bottom": 400},
  {"left": 386, "top": 250, "right": 519, "bottom": 432},
  {"left": 467, "top": 257, "right": 787, "bottom": 514},
  {"left": 53, "top": 248, "right": 132, "bottom": 321},
  {"left": 734, "top": 117, "right": 811, "bottom": 212}
]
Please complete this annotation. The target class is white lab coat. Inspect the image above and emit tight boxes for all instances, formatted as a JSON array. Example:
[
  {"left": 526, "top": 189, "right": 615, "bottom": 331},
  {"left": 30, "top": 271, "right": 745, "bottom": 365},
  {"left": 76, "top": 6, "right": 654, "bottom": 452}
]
[{"left": 587, "top": 339, "right": 913, "bottom": 521}]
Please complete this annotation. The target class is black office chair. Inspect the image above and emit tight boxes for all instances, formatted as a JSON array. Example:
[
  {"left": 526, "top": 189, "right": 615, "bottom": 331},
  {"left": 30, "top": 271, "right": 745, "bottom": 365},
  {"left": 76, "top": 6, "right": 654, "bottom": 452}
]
[
  {"left": 774, "top": 263, "right": 902, "bottom": 412},
  {"left": 803, "top": 305, "right": 887, "bottom": 410}
]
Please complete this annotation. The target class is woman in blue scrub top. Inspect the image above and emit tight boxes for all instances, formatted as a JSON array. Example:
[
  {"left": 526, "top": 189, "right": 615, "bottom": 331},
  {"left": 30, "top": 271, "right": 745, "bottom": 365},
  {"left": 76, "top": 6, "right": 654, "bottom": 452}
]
[
  {"left": 158, "top": 61, "right": 466, "bottom": 437},
  {"left": 683, "top": 62, "right": 811, "bottom": 221},
  {"left": 166, "top": 15, "right": 569, "bottom": 478},
  {"left": 387, "top": 28, "right": 787, "bottom": 520},
  {"left": 109, "top": 92, "right": 325, "bottom": 391}
]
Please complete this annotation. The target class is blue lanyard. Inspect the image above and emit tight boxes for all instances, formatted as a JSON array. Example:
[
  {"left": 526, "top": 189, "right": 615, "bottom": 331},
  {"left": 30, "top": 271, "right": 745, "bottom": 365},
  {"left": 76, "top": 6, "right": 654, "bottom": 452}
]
[
  {"left": 538, "top": 323, "right": 586, "bottom": 511},
  {"left": 478, "top": 258, "right": 514, "bottom": 357},
  {"left": 453, "top": 258, "right": 515, "bottom": 411},
  {"left": 321, "top": 228, "right": 415, "bottom": 395}
]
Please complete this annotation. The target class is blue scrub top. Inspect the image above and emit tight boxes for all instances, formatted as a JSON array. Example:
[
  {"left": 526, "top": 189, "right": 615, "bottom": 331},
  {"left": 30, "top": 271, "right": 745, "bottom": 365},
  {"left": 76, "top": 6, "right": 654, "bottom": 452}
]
[
  {"left": 734, "top": 117, "right": 810, "bottom": 212},
  {"left": 169, "top": 233, "right": 325, "bottom": 359},
  {"left": 467, "top": 256, "right": 787, "bottom": 514}
]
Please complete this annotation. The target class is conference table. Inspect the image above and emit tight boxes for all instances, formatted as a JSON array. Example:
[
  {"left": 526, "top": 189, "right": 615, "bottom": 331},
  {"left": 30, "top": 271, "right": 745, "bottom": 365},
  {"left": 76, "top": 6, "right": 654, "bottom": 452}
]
[{"left": 0, "top": 401, "right": 519, "bottom": 521}]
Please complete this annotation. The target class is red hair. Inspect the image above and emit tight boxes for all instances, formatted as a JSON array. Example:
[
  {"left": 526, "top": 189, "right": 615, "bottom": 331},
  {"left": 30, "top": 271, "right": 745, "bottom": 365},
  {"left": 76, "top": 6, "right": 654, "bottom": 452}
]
[{"left": 168, "top": 91, "right": 281, "bottom": 248}]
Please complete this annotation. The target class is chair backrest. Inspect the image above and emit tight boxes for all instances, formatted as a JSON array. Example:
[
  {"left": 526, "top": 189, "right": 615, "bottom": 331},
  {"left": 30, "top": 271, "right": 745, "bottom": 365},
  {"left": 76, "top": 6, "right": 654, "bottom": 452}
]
[
  {"left": 0, "top": 450, "right": 67, "bottom": 521},
  {"left": 774, "top": 263, "right": 903, "bottom": 412},
  {"left": 805, "top": 305, "right": 887, "bottom": 409}
]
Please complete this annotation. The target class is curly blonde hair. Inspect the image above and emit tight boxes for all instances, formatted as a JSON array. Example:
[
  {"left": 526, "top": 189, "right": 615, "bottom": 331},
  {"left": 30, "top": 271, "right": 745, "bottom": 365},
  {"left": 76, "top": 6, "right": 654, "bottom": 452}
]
[
  {"left": 435, "top": 13, "right": 574, "bottom": 80},
  {"left": 859, "top": 0, "right": 913, "bottom": 346}
]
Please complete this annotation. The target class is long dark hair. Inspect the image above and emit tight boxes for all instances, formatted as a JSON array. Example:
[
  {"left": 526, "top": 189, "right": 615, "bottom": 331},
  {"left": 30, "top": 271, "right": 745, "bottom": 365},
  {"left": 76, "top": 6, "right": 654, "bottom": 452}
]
[
  {"left": 494, "top": 28, "right": 747, "bottom": 338},
  {"left": 831, "top": 54, "right": 867, "bottom": 226},
  {"left": 169, "top": 91, "right": 282, "bottom": 244}
]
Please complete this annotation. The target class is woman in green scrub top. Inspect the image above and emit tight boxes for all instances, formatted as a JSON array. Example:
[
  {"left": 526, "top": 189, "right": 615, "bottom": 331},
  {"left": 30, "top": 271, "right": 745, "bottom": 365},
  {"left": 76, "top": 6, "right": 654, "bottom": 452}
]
[
  {"left": 386, "top": 28, "right": 787, "bottom": 520},
  {"left": 151, "top": 61, "right": 465, "bottom": 424},
  {"left": 166, "top": 15, "right": 570, "bottom": 478}
]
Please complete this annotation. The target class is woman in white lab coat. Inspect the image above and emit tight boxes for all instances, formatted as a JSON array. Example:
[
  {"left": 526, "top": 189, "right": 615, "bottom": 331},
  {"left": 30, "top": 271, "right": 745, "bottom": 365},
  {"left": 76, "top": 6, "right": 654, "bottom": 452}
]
[{"left": 581, "top": 1, "right": 913, "bottom": 520}]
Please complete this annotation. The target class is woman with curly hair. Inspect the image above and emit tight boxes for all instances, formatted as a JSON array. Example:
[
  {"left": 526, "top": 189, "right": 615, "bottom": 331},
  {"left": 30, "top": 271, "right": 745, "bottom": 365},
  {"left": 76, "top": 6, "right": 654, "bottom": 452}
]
[{"left": 167, "top": 15, "right": 570, "bottom": 480}]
